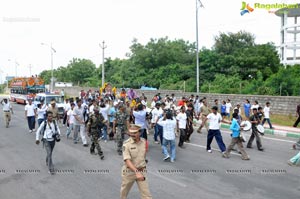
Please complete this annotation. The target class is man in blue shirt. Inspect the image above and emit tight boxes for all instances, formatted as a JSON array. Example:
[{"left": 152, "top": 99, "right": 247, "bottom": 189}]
[
  {"left": 222, "top": 113, "right": 250, "bottom": 160},
  {"left": 108, "top": 101, "right": 118, "bottom": 140}
]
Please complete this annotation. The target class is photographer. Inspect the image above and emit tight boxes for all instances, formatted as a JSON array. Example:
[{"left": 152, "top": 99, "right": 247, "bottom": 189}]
[{"left": 35, "top": 111, "right": 61, "bottom": 175}]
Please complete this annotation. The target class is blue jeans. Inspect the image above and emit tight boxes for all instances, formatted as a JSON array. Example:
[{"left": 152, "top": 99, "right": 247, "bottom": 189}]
[
  {"left": 162, "top": 138, "right": 176, "bottom": 161},
  {"left": 154, "top": 124, "right": 163, "bottom": 144},
  {"left": 27, "top": 116, "right": 35, "bottom": 130},
  {"left": 66, "top": 123, "right": 74, "bottom": 138},
  {"left": 207, "top": 129, "right": 226, "bottom": 152},
  {"left": 290, "top": 152, "right": 300, "bottom": 165},
  {"left": 262, "top": 118, "right": 273, "bottom": 129},
  {"left": 38, "top": 118, "right": 44, "bottom": 127},
  {"left": 101, "top": 125, "right": 108, "bottom": 141}
]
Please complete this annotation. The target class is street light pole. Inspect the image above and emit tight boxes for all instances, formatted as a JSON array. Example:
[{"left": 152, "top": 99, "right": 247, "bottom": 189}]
[
  {"left": 8, "top": 59, "right": 19, "bottom": 77},
  {"left": 196, "top": 0, "right": 204, "bottom": 93},
  {"left": 41, "top": 42, "right": 56, "bottom": 92},
  {"left": 50, "top": 43, "right": 54, "bottom": 92},
  {"left": 15, "top": 61, "right": 19, "bottom": 77},
  {"left": 99, "top": 41, "right": 107, "bottom": 88}
]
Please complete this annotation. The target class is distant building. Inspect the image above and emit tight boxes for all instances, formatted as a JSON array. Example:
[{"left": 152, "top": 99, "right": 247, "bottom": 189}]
[
  {"left": 276, "top": 5, "right": 300, "bottom": 65},
  {"left": 55, "top": 82, "right": 73, "bottom": 87},
  {"left": 6, "top": 76, "right": 15, "bottom": 81}
]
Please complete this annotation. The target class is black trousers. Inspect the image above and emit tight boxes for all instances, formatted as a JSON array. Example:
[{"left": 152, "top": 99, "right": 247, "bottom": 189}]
[
  {"left": 293, "top": 116, "right": 300, "bottom": 127},
  {"left": 178, "top": 129, "right": 186, "bottom": 146},
  {"left": 140, "top": 129, "right": 147, "bottom": 140}
]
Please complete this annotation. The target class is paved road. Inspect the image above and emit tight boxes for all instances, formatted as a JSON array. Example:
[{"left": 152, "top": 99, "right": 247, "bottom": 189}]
[{"left": 0, "top": 101, "right": 300, "bottom": 199}]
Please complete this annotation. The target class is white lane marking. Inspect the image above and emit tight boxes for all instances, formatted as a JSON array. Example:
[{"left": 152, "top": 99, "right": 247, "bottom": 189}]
[
  {"left": 148, "top": 170, "right": 187, "bottom": 188},
  {"left": 222, "top": 129, "right": 295, "bottom": 143},
  {"left": 185, "top": 143, "right": 241, "bottom": 157}
]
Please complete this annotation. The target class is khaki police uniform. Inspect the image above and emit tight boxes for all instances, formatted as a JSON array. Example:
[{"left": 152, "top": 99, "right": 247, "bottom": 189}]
[
  {"left": 48, "top": 103, "right": 59, "bottom": 121},
  {"left": 1, "top": 100, "right": 12, "bottom": 128},
  {"left": 120, "top": 126, "right": 152, "bottom": 199}
]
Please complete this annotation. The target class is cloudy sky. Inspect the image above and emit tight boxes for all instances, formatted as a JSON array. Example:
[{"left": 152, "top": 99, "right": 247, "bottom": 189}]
[{"left": 0, "top": 0, "right": 297, "bottom": 83}]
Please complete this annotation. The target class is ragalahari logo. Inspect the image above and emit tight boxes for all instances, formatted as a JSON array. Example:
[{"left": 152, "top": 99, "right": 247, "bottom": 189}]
[{"left": 240, "top": 2, "right": 254, "bottom": 16}]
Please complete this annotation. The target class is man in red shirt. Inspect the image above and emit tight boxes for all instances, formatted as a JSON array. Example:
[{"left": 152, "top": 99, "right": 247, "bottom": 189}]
[{"left": 177, "top": 97, "right": 186, "bottom": 107}]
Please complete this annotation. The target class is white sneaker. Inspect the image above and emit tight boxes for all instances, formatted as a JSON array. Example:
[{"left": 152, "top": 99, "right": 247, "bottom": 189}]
[
  {"left": 207, "top": 150, "right": 212, "bottom": 153},
  {"left": 33, "top": 129, "right": 36, "bottom": 132},
  {"left": 163, "top": 155, "right": 170, "bottom": 161},
  {"left": 29, "top": 130, "right": 32, "bottom": 133}
]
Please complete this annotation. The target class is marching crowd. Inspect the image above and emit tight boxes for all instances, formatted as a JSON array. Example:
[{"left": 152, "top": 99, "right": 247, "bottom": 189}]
[{"left": 1, "top": 88, "right": 300, "bottom": 198}]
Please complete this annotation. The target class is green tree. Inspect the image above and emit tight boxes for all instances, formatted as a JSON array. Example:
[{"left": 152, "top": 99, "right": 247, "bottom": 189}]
[
  {"left": 213, "top": 31, "right": 255, "bottom": 55},
  {"left": 264, "top": 65, "right": 300, "bottom": 96},
  {"left": 67, "top": 58, "right": 96, "bottom": 85}
]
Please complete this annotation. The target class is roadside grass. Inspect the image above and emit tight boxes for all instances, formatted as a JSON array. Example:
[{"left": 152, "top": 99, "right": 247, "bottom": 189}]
[
  {"left": 239, "top": 113, "right": 295, "bottom": 127},
  {"left": 270, "top": 114, "right": 295, "bottom": 127}
]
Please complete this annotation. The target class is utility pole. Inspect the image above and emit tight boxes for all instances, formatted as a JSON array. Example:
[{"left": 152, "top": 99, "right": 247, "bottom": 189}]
[
  {"left": 99, "top": 41, "right": 107, "bottom": 88},
  {"left": 196, "top": 0, "right": 204, "bottom": 93}
]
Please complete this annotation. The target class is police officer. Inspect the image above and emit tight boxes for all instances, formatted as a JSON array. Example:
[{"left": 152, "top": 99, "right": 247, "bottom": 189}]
[
  {"left": 113, "top": 105, "right": 130, "bottom": 155},
  {"left": 120, "top": 124, "right": 152, "bottom": 199},
  {"left": 47, "top": 100, "right": 59, "bottom": 122},
  {"left": 86, "top": 107, "right": 105, "bottom": 160},
  {"left": 1, "top": 98, "right": 13, "bottom": 128}
]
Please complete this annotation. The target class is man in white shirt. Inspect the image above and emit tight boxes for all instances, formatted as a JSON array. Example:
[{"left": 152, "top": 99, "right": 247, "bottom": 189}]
[
  {"left": 1, "top": 98, "right": 13, "bottom": 128},
  {"left": 25, "top": 98, "right": 36, "bottom": 133},
  {"left": 201, "top": 106, "right": 231, "bottom": 153},
  {"left": 262, "top": 102, "right": 273, "bottom": 129},
  {"left": 225, "top": 99, "right": 232, "bottom": 119},
  {"left": 141, "top": 97, "right": 148, "bottom": 106},
  {"left": 63, "top": 98, "right": 71, "bottom": 127},
  {"left": 251, "top": 100, "right": 259, "bottom": 114},
  {"left": 133, "top": 104, "right": 148, "bottom": 140},
  {"left": 176, "top": 106, "right": 187, "bottom": 148},
  {"left": 35, "top": 111, "right": 61, "bottom": 175},
  {"left": 37, "top": 101, "right": 48, "bottom": 126},
  {"left": 151, "top": 102, "right": 163, "bottom": 144},
  {"left": 89, "top": 99, "right": 98, "bottom": 115},
  {"left": 60, "top": 89, "right": 65, "bottom": 101},
  {"left": 194, "top": 96, "right": 200, "bottom": 116},
  {"left": 66, "top": 103, "right": 76, "bottom": 139},
  {"left": 158, "top": 111, "right": 177, "bottom": 162},
  {"left": 73, "top": 99, "right": 88, "bottom": 146},
  {"left": 100, "top": 101, "right": 110, "bottom": 142}
]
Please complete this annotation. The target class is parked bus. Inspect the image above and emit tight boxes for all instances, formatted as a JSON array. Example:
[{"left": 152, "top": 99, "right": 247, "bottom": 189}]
[{"left": 10, "top": 77, "right": 45, "bottom": 105}]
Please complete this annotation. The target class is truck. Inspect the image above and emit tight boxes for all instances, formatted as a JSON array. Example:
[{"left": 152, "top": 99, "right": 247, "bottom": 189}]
[{"left": 9, "top": 76, "right": 45, "bottom": 105}]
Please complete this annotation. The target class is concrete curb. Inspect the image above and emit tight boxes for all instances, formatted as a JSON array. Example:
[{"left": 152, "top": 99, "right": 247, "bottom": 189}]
[{"left": 220, "top": 124, "right": 300, "bottom": 139}]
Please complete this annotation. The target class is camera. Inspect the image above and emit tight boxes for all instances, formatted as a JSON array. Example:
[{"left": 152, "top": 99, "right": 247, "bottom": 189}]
[{"left": 52, "top": 133, "right": 61, "bottom": 142}]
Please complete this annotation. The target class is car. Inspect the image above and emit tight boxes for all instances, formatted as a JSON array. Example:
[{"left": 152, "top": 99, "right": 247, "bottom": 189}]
[{"left": 33, "top": 93, "right": 65, "bottom": 118}]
